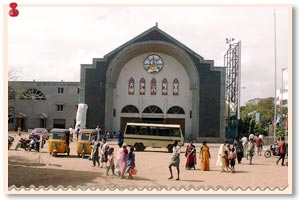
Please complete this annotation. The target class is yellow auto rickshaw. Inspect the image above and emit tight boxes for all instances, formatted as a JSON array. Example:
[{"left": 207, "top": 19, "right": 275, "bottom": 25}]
[
  {"left": 48, "top": 128, "right": 70, "bottom": 157},
  {"left": 77, "top": 129, "right": 97, "bottom": 158}
]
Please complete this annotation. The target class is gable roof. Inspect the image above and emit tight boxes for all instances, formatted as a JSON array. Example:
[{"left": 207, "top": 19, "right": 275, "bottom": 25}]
[{"left": 104, "top": 25, "right": 204, "bottom": 61}]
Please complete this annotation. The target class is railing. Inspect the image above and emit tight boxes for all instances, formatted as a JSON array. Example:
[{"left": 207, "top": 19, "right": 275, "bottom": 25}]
[{"left": 263, "top": 136, "right": 288, "bottom": 145}]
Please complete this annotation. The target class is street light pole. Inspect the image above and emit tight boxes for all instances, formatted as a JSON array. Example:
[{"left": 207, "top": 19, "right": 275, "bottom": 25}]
[
  {"left": 281, "top": 68, "right": 288, "bottom": 106},
  {"left": 273, "top": 10, "right": 277, "bottom": 143}
]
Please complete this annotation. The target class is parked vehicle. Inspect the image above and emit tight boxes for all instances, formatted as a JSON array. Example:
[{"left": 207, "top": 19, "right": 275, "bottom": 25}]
[
  {"left": 76, "top": 129, "right": 97, "bottom": 158},
  {"left": 264, "top": 142, "right": 279, "bottom": 158},
  {"left": 48, "top": 129, "right": 70, "bottom": 157},
  {"left": 15, "top": 137, "right": 31, "bottom": 150},
  {"left": 27, "top": 137, "right": 41, "bottom": 152},
  {"left": 30, "top": 128, "right": 50, "bottom": 141},
  {"left": 8, "top": 136, "right": 14, "bottom": 150},
  {"left": 123, "top": 122, "right": 184, "bottom": 152}
]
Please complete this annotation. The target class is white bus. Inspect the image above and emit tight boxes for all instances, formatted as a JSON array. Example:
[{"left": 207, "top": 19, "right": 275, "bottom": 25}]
[{"left": 123, "top": 122, "right": 184, "bottom": 153}]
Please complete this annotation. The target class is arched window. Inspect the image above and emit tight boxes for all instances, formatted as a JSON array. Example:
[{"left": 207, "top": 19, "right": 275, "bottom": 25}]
[
  {"left": 143, "top": 105, "right": 163, "bottom": 114},
  {"left": 139, "top": 78, "right": 145, "bottom": 95},
  {"left": 20, "top": 88, "right": 46, "bottom": 100},
  {"left": 173, "top": 78, "right": 179, "bottom": 96},
  {"left": 151, "top": 78, "right": 156, "bottom": 95},
  {"left": 121, "top": 105, "right": 139, "bottom": 113},
  {"left": 162, "top": 78, "right": 168, "bottom": 95},
  {"left": 128, "top": 77, "right": 134, "bottom": 95},
  {"left": 167, "top": 106, "right": 185, "bottom": 114}
]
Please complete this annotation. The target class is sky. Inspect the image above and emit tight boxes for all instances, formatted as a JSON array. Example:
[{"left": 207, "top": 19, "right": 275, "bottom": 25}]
[{"left": 6, "top": 5, "right": 290, "bottom": 106}]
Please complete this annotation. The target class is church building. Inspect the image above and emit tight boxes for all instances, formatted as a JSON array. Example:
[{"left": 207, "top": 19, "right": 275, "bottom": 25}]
[{"left": 80, "top": 25, "right": 226, "bottom": 142}]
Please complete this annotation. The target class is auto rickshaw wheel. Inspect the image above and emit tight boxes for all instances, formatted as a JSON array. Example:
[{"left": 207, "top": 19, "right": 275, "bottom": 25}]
[
  {"left": 53, "top": 152, "right": 57, "bottom": 157},
  {"left": 67, "top": 147, "right": 70, "bottom": 156},
  {"left": 77, "top": 153, "right": 80, "bottom": 157},
  {"left": 264, "top": 150, "right": 271, "bottom": 158}
]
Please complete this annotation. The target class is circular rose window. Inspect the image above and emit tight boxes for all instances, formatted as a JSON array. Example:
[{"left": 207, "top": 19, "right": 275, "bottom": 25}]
[{"left": 143, "top": 54, "right": 164, "bottom": 74}]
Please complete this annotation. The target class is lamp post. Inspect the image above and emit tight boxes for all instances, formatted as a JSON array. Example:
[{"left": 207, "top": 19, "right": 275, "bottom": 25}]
[
  {"left": 273, "top": 10, "right": 277, "bottom": 143},
  {"left": 281, "top": 67, "right": 288, "bottom": 136},
  {"left": 281, "top": 68, "right": 288, "bottom": 106}
]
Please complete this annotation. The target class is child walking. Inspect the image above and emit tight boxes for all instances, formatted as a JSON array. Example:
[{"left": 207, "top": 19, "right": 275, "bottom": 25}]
[
  {"left": 223, "top": 150, "right": 231, "bottom": 172},
  {"left": 125, "top": 147, "right": 136, "bottom": 179},
  {"left": 106, "top": 147, "right": 115, "bottom": 176},
  {"left": 100, "top": 138, "right": 109, "bottom": 168},
  {"left": 230, "top": 148, "right": 237, "bottom": 173}
]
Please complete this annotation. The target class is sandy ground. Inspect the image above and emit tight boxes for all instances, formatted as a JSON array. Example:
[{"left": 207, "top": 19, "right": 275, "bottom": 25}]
[{"left": 7, "top": 132, "right": 289, "bottom": 192}]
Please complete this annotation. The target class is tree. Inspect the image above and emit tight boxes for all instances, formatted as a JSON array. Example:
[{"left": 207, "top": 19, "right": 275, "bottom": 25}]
[
  {"left": 240, "top": 97, "right": 288, "bottom": 137},
  {"left": 8, "top": 68, "right": 25, "bottom": 131},
  {"left": 8, "top": 67, "right": 24, "bottom": 98},
  {"left": 256, "top": 97, "right": 274, "bottom": 126}
]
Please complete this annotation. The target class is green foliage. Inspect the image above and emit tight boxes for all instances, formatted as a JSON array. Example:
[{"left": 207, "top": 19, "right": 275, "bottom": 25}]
[
  {"left": 276, "top": 128, "right": 285, "bottom": 137},
  {"left": 254, "top": 122, "right": 268, "bottom": 136},
  {"left": 239, "top": 97, "right": 288, "bottom": 137}
]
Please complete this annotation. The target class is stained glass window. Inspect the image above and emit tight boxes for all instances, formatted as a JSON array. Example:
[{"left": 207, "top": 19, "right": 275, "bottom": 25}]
[
  {"left": 140, "top": 78, "right": 145, "bottom": 95},
  {"left": 173, "top": 79, "right": 179, "bottom": 96},
  {"left": 151, "top": 78, "right": 156, "bottom": 95},
  {"left": 162, "top": 78, "right": 168, "bottom": 95},
  {"left": 128, "top": 77, "right": 134, "bottom": 95},
  {"left": 143, "top": 54, "right": 164, "bottom": 74}
]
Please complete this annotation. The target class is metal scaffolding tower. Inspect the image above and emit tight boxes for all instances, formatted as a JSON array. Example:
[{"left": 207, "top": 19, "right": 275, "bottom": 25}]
[{"left": 224, "top": 40, "right": 241, "bottom": 142}]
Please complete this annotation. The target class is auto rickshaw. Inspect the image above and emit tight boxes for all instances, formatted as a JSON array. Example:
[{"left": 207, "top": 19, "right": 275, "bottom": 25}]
[
  {"left": 48, "top": 128, "right": 70, "bottom": 157},
  {"left": 77, "top": 129, "right": 97, "bottom": 158}
]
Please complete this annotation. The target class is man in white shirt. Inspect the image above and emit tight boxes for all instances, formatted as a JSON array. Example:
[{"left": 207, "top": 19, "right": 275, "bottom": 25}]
[{"left": 68, "top": 127, "right": 73, "bottom": 142}]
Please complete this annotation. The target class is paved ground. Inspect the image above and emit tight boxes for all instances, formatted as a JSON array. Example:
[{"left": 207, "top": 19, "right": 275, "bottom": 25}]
[{"left": 6, "top": 132, "right": 290, "bottom": 194}]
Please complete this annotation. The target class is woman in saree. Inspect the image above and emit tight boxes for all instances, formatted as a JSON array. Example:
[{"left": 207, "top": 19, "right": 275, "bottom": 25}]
[
  {"left": 200, "top": 141, "right": 211, "bottom": 171},
  {"left": 117, "top": 143, "right": 128, "bottom": 178},
  {"left": 185, "top": 141, "right": 196, "bottom": 170},
  {"left": 216, "top": 140, "right": 228, "bottom": 172}
]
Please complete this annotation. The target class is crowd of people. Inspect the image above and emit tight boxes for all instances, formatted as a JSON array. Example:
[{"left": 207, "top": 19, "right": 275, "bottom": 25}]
[
  {"left": 66, "top": 125, "right": 287, "bottom": 180},
  {"left": 88, "top": 131, "right": 136, "bottom": 179},
  {"left": 175, "top": 133, "right": 287, "bottom": 178},
  {"left": 66, "top": 125, "right": 136, "bottom": 179}
]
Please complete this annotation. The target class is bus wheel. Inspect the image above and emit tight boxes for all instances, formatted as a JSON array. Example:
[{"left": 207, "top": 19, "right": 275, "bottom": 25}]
[
  {"left": 135, "top": 143, "right": 144, "bottom": 151},
  {"left": 167, "top": 144, "right": 173, "bottom": 153}
]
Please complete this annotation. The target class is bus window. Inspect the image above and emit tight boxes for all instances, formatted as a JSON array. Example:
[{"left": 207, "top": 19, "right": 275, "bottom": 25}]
[
  {"left": 170, "top": 128, "right": 180, "bottom": 137},
  {"left": 141, "top": 126, "right": 148, "bottom": 135},
  {"left": 126, "top": 125, "right": 137, "bottom": 134},
  {"left": 158, "top": 127, "right": 170, "bottom": 136},
  {"left": 149, "top": 127, "right": 158, "bottom": 136}
]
